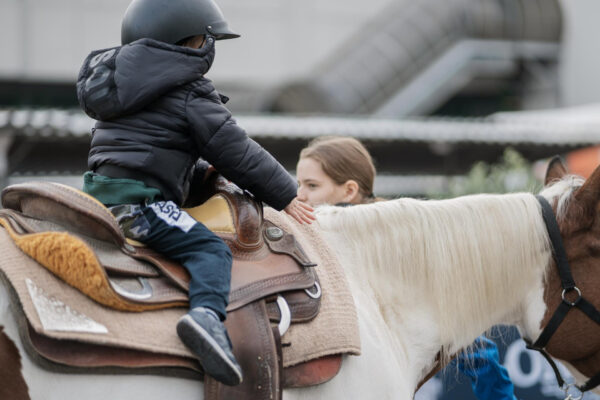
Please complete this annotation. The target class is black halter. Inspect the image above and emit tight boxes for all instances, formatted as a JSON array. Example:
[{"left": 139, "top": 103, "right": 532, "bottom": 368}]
[{"left": 526, "top": 196, "right": 600, "bottom": 395}]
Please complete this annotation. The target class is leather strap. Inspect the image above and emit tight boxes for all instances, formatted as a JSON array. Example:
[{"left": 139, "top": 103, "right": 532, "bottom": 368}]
[
  {"left": 536, "top": 195, "right": 576, "bottom": 290},
  {"left": 263, "top": 220, "right": 317, "bottom": 268},
  {"left": 529, "top": 300, "right": 571, "bottom": 350},
  {"left": 529, "top": 196, "right": 600, "bottom": 393},
  {"left": 204, "top": 299, "right": 282, "bottom": 400}
]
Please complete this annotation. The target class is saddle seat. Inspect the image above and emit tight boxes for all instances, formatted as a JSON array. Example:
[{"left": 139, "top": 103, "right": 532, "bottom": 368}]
[{"left": 0, "top": 178, "right": 345, "bottom": 399}]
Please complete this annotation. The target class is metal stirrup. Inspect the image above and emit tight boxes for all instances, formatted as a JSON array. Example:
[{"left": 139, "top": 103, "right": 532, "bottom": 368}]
[
  {"left": 275, "top": 295, "right": 291, "bottom": 336},
  {"left": 110, "top": 277, "right": 153, "bottom": 301}
]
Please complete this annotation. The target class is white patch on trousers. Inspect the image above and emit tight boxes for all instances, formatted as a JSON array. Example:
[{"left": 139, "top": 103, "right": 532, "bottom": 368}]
[{"left": 149, "top": 201, "right": 197, "bottom": 233}]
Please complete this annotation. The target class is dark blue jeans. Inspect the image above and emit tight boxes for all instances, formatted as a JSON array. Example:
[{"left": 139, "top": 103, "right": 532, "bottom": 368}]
[{"left": 111, "top": 201, "right": 232, "bottom": 319}]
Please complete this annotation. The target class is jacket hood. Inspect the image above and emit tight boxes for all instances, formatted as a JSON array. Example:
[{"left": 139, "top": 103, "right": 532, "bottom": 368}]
[{"left": 77, "top": 37, "right": 215, "bottom": 120}]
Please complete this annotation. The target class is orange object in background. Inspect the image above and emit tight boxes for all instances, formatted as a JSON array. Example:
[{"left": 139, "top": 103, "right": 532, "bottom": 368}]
[{"left": 566, "top": 145, "right": 600, "bottom": 179}]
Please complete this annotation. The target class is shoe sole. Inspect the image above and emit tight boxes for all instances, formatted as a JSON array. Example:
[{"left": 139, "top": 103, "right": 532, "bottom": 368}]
[{"left": 177, "top": 315, "right": 243, "bottom": 386}]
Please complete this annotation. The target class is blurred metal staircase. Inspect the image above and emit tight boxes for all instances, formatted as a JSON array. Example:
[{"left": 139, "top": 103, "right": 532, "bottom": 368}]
[{"left": 269, "top": 0, "right": 562, "bottom": 116}]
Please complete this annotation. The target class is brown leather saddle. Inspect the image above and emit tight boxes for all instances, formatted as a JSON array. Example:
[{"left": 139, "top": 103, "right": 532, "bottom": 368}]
[{"left": 0, "top": 178, "right": 343, "bottom": 400}]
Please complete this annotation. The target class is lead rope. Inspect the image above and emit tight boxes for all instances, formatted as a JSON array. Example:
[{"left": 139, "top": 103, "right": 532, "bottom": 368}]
[{"left": 529, "top": 196, "right": 600, "bottom": 400}]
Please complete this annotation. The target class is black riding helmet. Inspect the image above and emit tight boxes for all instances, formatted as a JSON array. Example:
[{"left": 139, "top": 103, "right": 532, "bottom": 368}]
[{"left": 121, "top": 0, "right": 240, "bottom": 45}]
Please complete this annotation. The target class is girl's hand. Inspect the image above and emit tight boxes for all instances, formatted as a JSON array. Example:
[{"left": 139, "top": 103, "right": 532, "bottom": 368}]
[{"left": 284, "top": 198, "right": 315, "bottom": 224}]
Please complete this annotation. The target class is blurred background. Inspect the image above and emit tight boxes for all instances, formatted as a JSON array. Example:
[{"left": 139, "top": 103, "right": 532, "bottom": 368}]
[{"left": 2, "top": 0, "right": 600, "bottom": 398}]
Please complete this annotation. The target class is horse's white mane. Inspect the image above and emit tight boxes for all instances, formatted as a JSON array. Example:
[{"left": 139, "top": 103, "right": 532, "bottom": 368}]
[{"left": 315, "top": 191, "right": 562, "bottom": 360}]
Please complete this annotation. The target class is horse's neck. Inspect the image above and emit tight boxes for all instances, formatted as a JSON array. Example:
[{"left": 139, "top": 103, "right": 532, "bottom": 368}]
[{"left": 318, "top": 194, "right": 551, "bottom": 370}]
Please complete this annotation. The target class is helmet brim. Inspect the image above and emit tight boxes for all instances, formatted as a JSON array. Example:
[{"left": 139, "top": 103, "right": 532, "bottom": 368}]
[
  {"left": 214, "top": 32, "right": 240, "bottom": 40},
  {"left": 206, "top": 25, "right": 240, "bottom": 40}
]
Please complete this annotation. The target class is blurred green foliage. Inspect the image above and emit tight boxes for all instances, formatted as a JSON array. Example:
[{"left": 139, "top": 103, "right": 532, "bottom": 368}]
[{"left": 431, "top": 148, "right": 542, "bottom": 198}]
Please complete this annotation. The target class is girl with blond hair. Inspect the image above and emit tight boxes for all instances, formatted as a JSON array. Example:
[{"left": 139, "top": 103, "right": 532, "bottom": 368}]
[
  {"left": 296, "top": 135, "right": 517, "bottom": 400},
  {"left": 297, "top": 136, "right": 378, "bottom": 206}
]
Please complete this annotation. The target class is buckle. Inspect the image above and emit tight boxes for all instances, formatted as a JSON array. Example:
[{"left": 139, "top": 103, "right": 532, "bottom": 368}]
[{"left": 561, "top": 287, "right": 582, "bottom": 306}]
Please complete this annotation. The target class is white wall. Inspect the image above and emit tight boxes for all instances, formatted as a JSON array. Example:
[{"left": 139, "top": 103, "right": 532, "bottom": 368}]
[
  {"left": 3, "top": 0, "right": 600, "bottom": 107},
  {"left": 0, "top": 0, "right": 127, "bottom": 81},
  {"left": 0, "top": 0, "right": 393, "bottom": 87},
  {"left": 559, "top": 0, "right": 600, "bottom": 106}
]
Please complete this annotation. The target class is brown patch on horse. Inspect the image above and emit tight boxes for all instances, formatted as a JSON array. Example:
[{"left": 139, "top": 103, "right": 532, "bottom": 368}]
[
  {"left": 542, "top": 162, "right": 600, "bottom": 378},
  {"left": 416, "top": 357, "right": 443, "bottom": 392},
  {"left": 0, "top": 326, "right": 31, "bottom": 400}
]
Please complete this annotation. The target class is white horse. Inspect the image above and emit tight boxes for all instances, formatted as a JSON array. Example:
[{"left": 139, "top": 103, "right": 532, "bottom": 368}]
[{"left": 1, "top": 159, "right": 600, "bottom": 400}]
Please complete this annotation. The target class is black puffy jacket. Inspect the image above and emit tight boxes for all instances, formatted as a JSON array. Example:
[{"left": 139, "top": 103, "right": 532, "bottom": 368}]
[{"left": 76, "top": 37, "right": 296, "bottom": 210}]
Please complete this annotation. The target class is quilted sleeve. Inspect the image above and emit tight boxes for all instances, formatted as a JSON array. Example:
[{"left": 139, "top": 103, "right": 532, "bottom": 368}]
[{"left": 186, "top": 90, "right": 297, "bottom": 210}]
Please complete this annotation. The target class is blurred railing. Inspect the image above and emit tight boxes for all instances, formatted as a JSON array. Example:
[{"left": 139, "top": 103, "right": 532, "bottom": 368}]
[{"left": 1, "top": 106, "right": 600, "bottom": 196}]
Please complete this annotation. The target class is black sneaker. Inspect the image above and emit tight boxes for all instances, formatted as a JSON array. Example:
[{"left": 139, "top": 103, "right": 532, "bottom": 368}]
[{"left": 176, "top": 307, "right": 243, "bottom": 386}]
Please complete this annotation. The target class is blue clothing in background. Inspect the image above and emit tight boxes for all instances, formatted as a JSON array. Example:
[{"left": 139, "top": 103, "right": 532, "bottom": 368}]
[{"left": 452, "top": 336, "right": 517, "bottom": 400}]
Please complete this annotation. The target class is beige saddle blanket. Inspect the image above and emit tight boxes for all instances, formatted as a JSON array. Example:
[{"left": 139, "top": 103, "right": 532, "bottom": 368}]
[{"left": 0, "top": 204, "right": 360, "bottom": 369}]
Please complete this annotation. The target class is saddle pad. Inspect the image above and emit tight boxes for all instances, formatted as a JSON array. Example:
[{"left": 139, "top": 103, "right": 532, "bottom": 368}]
[
  {"left": 0, "top": 210, "right": 360, "bottom": 368},
  {"left": 0, "top": 213, "right": 187, "bottom": 312},
  {"left": 263, "top": 208, "right": 360, "bottom": 366}
]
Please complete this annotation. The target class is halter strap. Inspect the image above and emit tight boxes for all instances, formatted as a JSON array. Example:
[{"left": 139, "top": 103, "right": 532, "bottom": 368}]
[
  {"left": 528, "top": 195, "right": 600, "bottom": 394},
  {"left": 537, "top": 195, "right": 576, "bottom": 290}
]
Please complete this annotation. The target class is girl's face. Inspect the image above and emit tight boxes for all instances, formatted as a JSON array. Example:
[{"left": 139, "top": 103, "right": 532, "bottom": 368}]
[{"left": 296, "top": 157, "right": 348, "bottom": 206}]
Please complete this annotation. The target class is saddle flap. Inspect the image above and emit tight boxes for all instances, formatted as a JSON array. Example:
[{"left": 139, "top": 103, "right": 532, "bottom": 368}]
[
  {"left": 1, "top": 181, "right": 125, "bottom": 247},
  {"left": 227, "top": 252, "right": 316, "bottom": 312},
  {"left": 25, "top": 322, "right": 202, "bottom": 375}
]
